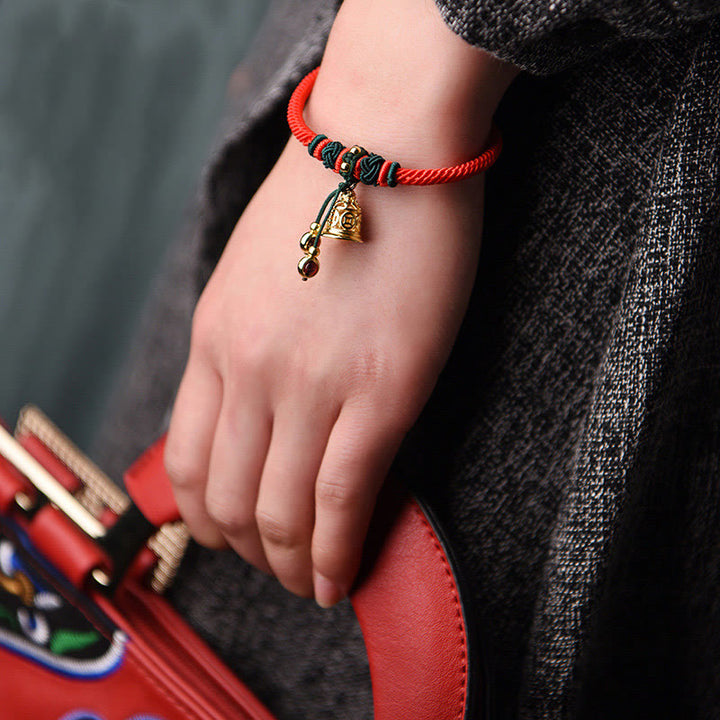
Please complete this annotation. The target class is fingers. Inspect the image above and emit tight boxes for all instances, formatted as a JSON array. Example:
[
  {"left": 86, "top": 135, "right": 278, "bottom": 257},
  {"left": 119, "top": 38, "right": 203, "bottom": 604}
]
[
  {"left": 311, "top": 406, "right": 404, "bottom": 608},
  {"left": 164, "top": 355, "right": 225, "bottom": 549},
  {"left": 204, "top": 397, "right": 273, "bottom": 575},
  {"left": 255, "top": 398, "right": 338, "bottom": 598},
  {"left": 167, "top": 351, "right": 404, "bottom": 609}
]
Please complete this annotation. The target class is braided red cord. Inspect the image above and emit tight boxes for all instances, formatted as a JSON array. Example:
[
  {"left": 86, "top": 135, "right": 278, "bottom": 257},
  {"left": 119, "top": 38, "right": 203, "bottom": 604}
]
[{"left": 287, "top": 66, "right": 502, "bottom": 187}]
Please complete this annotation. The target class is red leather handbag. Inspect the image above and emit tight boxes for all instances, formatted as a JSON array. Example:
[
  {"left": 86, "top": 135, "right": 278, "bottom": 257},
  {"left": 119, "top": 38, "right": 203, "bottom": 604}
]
[{"left": 0, "top": 406, "right": 485, "bottom": 720}]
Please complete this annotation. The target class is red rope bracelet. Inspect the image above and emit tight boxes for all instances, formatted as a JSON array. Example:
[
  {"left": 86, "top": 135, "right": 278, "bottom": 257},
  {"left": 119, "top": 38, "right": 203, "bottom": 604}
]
[
  {"left": 288, "top": 66, "right": 503, "bottom": 279},
  {"left": 288, "top": 66, "right": 503, "bottom": 187}
]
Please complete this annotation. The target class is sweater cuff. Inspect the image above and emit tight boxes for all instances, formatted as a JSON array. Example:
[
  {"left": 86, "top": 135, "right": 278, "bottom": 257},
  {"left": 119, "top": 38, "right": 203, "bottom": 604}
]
[{"left": 434, "top": 0, "right": 718, "bottom": 75}]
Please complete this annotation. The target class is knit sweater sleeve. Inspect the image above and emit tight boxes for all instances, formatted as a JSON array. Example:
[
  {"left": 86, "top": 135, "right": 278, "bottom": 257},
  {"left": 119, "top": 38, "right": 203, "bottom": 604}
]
[{"left": 434, "top": 0, "right": 719, "bottom": 74}]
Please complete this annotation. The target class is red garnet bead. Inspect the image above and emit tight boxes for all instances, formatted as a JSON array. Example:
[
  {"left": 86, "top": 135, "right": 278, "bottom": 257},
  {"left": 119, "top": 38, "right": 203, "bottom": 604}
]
[{"left": 298, "top": 255, "right": 319, "bottom": 280}]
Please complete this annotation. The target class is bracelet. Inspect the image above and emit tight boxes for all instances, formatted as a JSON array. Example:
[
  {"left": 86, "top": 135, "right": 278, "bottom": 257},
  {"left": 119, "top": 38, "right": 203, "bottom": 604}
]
[{"left": 287, "top": 66, "right": 503, "bottom": 280}]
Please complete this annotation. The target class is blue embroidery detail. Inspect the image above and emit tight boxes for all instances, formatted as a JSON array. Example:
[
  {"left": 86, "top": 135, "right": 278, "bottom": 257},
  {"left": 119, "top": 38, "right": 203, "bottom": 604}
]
[{"left": 0, "top": 521, "right": 127, "bottom": 679}]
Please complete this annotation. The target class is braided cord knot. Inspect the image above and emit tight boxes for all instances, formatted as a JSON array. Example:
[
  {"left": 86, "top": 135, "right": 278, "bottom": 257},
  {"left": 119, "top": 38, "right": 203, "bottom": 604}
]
[
  {"left": 289, "top": 67, "right": 502, "bottom": 188},
  {"left": 321, "top": 141, "right": 344, "bottom": 170}
]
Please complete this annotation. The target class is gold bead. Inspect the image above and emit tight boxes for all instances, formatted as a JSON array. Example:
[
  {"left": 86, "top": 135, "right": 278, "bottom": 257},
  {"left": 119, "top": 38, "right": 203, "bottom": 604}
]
[
  {"left": 340, "top": 161, "right": 350, "bottom": 174},
  {"left": 299, "top": 231, "right": 313, "bottom": 251},
  {"left": 310, "top": 222, "right": 320, "bottom": 233},
  {"left": 348, "top": 145, "right": 366, "bottom": 156}
]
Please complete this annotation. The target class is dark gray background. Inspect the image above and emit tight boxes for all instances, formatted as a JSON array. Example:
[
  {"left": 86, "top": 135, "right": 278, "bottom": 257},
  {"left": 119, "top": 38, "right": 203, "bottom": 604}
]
[{"left": 0, "top": 0, "right": 266, "bottom": 452}]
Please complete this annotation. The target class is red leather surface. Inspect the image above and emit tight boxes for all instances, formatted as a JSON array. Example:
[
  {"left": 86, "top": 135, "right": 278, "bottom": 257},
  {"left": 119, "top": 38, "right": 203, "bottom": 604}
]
[
  {"left": 351, "top": 490, "right": 472, "bottom": 720},
  {"left": 123, "top": 434, "right": 181, "bottom": 526},
  {"left": 28, "top": 505, "right": 112, "bottom": 587},
  {"left": 0, "top": 454, "right": 34, "bottom": 513},
  {"left": 0, "top": 520, "right": 275, "bottom": 720},
  {"left": 0, "top": 649, "right": 195, "bottom": 720},
  {"left": 0, "top": 615, "right": 273, "bottom": 720},
  {"left": 20, "top": 433, "right": 82, "bottom": 493},
  {"left": 106, "top": 580, "right": 277, "bottom": 720}
]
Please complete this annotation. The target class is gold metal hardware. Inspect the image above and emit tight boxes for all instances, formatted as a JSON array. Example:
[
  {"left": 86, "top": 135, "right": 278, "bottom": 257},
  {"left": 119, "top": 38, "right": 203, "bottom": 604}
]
[
  {"left": 9, "top": 405, "right": 190, "bottom": 594},
  {"left": 16, "top": 406, "right": 128, "bottom": 515},
  {"left": 324, "top": 188, "right": 363, "bottom": 243},
  {"left": 0, "top": 424, "right": 107, "bottom": 539},
  {"left": 14, "top": 491, "right": 35, "bottom": 513},
  {"left": 147, "top": 521, "right": 191, "bottom": 594},
  {"left": 91, "top": 568, "right": 112, "bottom": 588}
]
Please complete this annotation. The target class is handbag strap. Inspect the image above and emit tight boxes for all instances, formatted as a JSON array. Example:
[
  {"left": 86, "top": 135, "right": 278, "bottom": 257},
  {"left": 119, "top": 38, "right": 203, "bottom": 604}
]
[
  {"left": 126, "top": 437, "right": 484, "bottom": 720},
  {"left": 0, "top": 406, "right": 484, "bottom": 720}
]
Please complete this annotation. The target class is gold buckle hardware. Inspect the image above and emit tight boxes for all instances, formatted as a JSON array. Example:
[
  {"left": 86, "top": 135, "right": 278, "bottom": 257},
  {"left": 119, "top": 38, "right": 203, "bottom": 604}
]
[
  {"left": 0, "top": 424, "right": 106, "bottom": 539},
  {"left": 0, "top": 406, "right": 189, "bottom": 593}
]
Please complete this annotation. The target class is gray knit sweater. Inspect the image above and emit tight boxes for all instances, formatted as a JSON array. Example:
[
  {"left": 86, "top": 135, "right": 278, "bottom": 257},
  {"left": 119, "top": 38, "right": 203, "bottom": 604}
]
[{"left": 95, "top": 2, "right": 720, "bottom": 718}]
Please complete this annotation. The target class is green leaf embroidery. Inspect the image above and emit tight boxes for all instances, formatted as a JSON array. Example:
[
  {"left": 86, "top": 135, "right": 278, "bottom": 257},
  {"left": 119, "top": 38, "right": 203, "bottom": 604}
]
[{"left": 49, "top": 629, "right": 101, "bottom": 655}]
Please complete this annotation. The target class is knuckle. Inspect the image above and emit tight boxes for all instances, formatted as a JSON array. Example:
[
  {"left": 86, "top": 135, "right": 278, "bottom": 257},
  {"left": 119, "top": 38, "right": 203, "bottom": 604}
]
[
  {"left": 345, "top": 346, "right": 392, "bottom": 388},
  {"left": 226, "top": 323, "right": 274, "bottom": 378},
  {"left": 205, "top": 495, "right": 253, "bottom": 537},
  {"left": 362, "top": 365, "right": 426, "bottom": 434},
  {"left": 286, "top": 356, "right": 323, "bottom": 389},
  {"left": 315, "top": 476, "right": 363, "bottom": 511},
  {"left": 342, "top": 351, "right": 421, "bottom": 426},
  {"left": 255, "top": 509, "right": 306, "bottom": 550},
  {"left": 164, "top": 447, "right": 204, "bottom": 491},
  {"left": 229, "top": 339, "right": 264, "bottom": 376}
]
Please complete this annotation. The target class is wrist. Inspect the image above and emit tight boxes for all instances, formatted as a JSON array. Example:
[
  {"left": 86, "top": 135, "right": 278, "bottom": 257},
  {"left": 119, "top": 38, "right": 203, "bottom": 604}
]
[{"left": 306, "top": 0, "right": 518, "bottom": 168}]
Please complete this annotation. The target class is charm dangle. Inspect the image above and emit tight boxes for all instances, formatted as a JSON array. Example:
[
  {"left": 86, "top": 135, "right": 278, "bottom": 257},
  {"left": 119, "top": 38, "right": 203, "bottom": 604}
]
[
  {"left": 297, "top": 182, "right": 363, "bottom": 280},
  {"left": 297, "top": 222, "right": 322, "bottom": 280},
  {"left": 297, "top": 145, "right": 366, "bottom": 280}
]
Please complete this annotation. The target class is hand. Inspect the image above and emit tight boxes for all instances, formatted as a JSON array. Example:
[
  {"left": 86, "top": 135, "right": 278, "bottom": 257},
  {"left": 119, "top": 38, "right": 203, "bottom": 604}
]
[{"left": 164, "top": 0, "right": 518, "bottom": 607}]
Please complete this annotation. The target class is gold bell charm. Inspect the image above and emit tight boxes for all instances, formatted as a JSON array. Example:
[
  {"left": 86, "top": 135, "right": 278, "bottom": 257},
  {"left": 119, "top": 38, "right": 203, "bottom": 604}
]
[{"left": 324, "top": 188, "right": 363, "bottom": 243}]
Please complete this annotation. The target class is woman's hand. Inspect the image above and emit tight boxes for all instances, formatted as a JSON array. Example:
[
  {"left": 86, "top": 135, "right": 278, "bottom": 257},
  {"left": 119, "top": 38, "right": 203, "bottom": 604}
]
[{"left": 165, "top": 0, "right": 518, "bottom": 607}]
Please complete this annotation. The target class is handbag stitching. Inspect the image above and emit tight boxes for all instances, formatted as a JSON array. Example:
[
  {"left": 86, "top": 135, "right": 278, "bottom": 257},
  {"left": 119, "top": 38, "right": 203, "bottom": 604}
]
[{"left": 412, "top": 503, "right": 468, "bottom": 720}]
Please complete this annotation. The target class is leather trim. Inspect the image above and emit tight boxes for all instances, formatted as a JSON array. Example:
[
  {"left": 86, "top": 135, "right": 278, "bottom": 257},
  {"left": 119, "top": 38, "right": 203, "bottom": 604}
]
[
  {"left": 19, "top": 434, "right": 82, "bottom": 493},
  {"left": 109, "top": 579, "right": 277, "bottom": 720},
  {"left": 0, "top": 454, "right": 34, "bottom": 513},
  {"left": 124, "top": 434, "right": 181, "bottom": 526},
  {"left": 27, "top": 505, "right": 112, "bottom": 587},
  {"left": 413, "top": 492, "right": 492, "bottom": 720},
  {"left": 351, "top": 483, "right": 475, "bottom": 720}
]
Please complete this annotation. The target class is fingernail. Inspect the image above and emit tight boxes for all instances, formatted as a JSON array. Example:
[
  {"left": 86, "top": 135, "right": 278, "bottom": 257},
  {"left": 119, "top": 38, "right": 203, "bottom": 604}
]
[{"left": 313, "top": 571, "right": 345, "bottom": 609}]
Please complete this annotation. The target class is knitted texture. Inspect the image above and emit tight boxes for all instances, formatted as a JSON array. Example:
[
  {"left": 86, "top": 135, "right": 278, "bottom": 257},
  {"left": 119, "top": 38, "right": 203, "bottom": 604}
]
[
  {"left": 434, "top": 0, "right": 719, "bottom": 74},
  {"left": 94, "top": 1, "right": 720, "bottom": 719}
]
